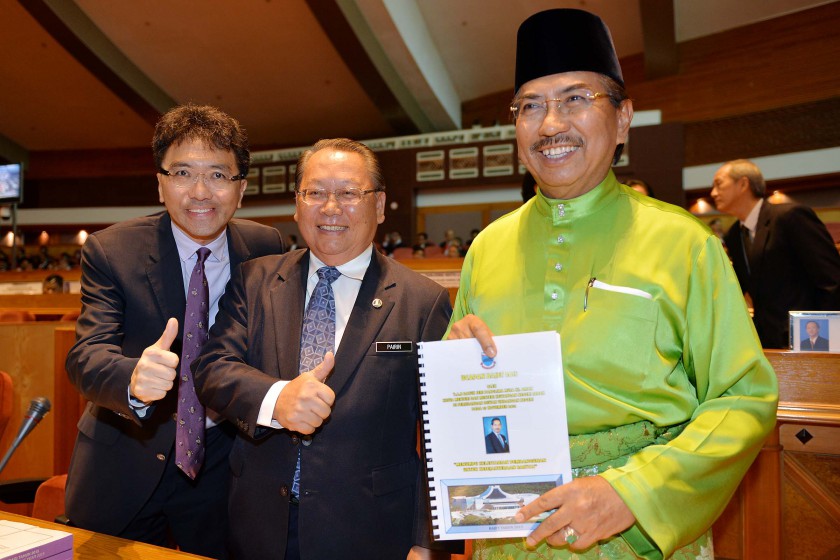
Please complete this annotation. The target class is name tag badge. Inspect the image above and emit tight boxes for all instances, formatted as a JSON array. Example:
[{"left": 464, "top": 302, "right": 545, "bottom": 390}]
[{"left": 376, "top": 341, "right": 413, "bottom": 353}]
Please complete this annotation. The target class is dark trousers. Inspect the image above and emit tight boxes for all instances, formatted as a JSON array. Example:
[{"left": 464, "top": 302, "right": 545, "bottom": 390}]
[{"left": 117, "top": 422, "right": 235, "bottom": 559}]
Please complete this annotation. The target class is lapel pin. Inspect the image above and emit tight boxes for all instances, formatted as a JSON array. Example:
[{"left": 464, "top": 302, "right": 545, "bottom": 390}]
[{"left": 372, "top": 298, "right": 383, "bottom": 308}]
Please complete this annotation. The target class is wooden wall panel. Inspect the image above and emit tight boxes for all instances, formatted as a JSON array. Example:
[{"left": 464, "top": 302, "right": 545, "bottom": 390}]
[
  {"left": 463, "top": 3, "right": 840, "bottom": 168},
  {"left": 465, "top": 4, "right": 840, "bottom": 128}
]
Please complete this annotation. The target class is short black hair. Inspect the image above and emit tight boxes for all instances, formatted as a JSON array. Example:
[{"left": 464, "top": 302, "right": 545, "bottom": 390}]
[{"left": 152, "top": 104, "right": 250, "bottom": 176}]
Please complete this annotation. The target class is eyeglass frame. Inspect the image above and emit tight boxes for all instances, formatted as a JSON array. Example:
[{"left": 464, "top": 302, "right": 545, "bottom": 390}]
[
  {"left": 295, "top": 187, "right": 383, "bottom": 206},
  {"left": 158, "top": 167, "right": 246, "bottom": 188},
  {"left": 509, "top": 91, "right": 613, "bottom": 122}
]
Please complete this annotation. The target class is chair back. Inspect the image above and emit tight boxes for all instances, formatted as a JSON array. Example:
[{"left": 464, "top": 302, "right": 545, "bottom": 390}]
[
  {"left": 392, "top": 247, "right": 414, "bottom": 259},
  {"left": 32, "top": 474, "right": 68, "bottom": 523},
  {"left": 0, "top": 310, "right": 36, "bottom": 322},
  {"left": 59, "top": 310, "right": 80, "bottom": 322}
]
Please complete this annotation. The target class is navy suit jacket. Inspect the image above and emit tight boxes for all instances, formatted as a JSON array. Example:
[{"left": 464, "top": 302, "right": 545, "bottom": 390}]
[
  {"left": 193, "top": 249, "right": 456, "bottom": 559},
  {"left": 64, "top": 212, "right": 283, "bottom": 535},
  {"left": 724, "top": 202, "right": 840, "bottom": 348},
  {"left": 485, "top": 431, "right": 510, "bottom": 453},
  {"left": 800, "top": 336, "right": 829, "bottom": 351}
]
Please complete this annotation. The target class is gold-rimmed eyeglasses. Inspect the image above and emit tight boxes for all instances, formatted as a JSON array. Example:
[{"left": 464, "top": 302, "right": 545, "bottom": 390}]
[
  {"left": 510, "top": 91, "right": 612, "bottom": 121},
  {"left": 296, "top": 188, "right": 381, "bottom": 206}
]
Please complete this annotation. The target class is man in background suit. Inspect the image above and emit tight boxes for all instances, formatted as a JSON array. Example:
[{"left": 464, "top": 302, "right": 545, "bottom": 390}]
[
  {"left": 65, "top": 104, "right": 284, "bottom": 558},
  {"left": 801, "top": 320, "right": 829, "bottom": 351},
  {"left": 485, "top": 417, "right": 510, "bottom": 453},
  {"left": 194, "top": 138, "right": 457, "bottom": 559},
  {"left": 712, "top": 159, "right": 840, "bottom": 348}
]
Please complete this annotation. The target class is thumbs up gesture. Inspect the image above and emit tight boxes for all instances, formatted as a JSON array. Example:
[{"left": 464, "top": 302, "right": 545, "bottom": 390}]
[
  {"left": 129, "top": 317, "right": 180, "bottom": 404},
  {"left": 273, "top": 352, "right": 336, "bottom": 434}
]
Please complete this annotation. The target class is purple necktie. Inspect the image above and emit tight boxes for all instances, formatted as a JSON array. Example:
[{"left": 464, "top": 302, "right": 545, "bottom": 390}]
[
  {"left": 292, "top": 265, "right": 340, "bottom": 498},
  {"left": 176, "top": 247, "right": 210, "bottom": 479}
]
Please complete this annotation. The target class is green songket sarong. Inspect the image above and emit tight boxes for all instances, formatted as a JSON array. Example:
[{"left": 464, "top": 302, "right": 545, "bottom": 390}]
[{"left": 471, "top": 420, "right": 714, "bottom": 560}]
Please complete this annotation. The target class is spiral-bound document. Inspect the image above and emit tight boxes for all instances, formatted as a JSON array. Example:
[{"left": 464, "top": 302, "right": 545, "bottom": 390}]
[{"left": 418, "top": 331, "right": 572, "bottom": 540}]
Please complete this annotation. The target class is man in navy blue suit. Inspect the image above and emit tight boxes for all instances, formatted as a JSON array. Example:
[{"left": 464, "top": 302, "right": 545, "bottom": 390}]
[{"left": 485, "top": 417, "right": 510, "bottom": 454}]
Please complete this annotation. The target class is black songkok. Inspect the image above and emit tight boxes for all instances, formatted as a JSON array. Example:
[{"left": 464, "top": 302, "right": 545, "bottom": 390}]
[{"left": 515, "top": 9, "right": 624, "bottom": 93}]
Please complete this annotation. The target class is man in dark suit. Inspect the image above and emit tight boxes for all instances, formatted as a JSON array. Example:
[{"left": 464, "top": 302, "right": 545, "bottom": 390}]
[
  {"left": 194, "top": 138, "right": 457, "bottom": 559},
  {"left": 801, "top": 320, "right": 829, "bottom": 351},
  {"left": 64, "top": 104, "right": 284, "bottom": 558},
  {"left": 712, "top": 159, "right": 840, "bottom": 348},
  {"left": 484, "top": 417, "right": 510, "bottom": 454}
]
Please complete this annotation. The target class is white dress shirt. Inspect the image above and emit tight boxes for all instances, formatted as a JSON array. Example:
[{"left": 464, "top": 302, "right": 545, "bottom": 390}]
[{"left": 257, "top": 245, "right": 373, "bottom": 428}]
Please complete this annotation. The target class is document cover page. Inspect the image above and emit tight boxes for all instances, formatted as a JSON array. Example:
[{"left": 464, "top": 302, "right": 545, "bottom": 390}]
[{"left": 418, "top": 331, "right": 571, "bottom": 540}]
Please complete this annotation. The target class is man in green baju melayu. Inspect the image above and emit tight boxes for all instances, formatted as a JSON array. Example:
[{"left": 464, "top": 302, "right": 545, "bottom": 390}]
[{"left": 446, "top": 9, "right": 778, "bottom": 560}]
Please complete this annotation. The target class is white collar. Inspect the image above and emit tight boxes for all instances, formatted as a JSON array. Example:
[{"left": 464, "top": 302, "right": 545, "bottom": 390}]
[
  {"left": 307, "top": 244, "right": 373, "bottom": 282},
  {"left": 742, "top": 199, "right": 763, "bottom": 234}
]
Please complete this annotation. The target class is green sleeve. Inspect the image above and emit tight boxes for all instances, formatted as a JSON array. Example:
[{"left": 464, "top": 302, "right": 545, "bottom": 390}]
[{"left": 602, "top": 236, "right": 779, "bottom": 558}]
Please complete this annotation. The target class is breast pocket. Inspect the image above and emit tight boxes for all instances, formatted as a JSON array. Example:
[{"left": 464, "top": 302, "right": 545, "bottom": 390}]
[{"left": 567, "top": 283, "right": 658, "bottom": 391}]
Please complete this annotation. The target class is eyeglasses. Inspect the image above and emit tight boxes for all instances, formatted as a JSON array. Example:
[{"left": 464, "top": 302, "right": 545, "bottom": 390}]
[
  {"left": 159, "top": 168, "right": 245, "bottom": 189},
  {"left": 510, "top": 91, "right": 612, "bottom": 121},
  {"left": 296, "top": 188, "right": 381, "bottom": 206}
]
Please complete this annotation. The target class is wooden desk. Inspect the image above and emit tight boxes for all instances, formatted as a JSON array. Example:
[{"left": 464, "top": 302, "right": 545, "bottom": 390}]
[
  {"left": 712, "top": 350, "right": 840, "bottom": 560},
  {"left": 0, "top": 293, "right": 82, "bottom": 320},
  {"left": 0, "top": 511, "right": 211, "bottom": 559}
]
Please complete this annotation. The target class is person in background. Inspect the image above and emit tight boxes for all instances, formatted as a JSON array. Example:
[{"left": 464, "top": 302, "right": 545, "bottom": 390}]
[
  {"left": 626, "top": 178, "right": 655, "bottom": 198},
  {"left": 287, "top": 234, "right": 300, "bottom": 251},
  {"left": 37, "top": 246, "right": 56, "bottom": 269},
  {"left": 64, "top": 104, "right": 284, "bottom": 558},
  {"left": 463, "top": 228, "right": 481, "bottom": 252},
  {"left": 439, "top": 228, "right": 457, "bottom": 249},
  {"left": 193, "top": 138, "right": 458, "bottom": 560},
  {"left": 413, "top": 231, "right": 432, "bottom": 251},
  {"left": 711, "top": 159, "right": 840, "bottom": 348},
  {"left": 42, "top": 273, "right": 64, "bottom": 294},
  {"left": 444, "top": 240, "right": 463, "bottom": 258},
  {"left": 446, "top": 9, "right": 777, "bottom": 559}
]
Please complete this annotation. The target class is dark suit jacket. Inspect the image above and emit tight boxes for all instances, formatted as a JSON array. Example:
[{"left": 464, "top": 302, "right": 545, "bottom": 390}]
[
  {"left": 193, "top": 249, "right": 454, "bottom": 560},
  {"left": 724, "top": 202, "right": 840, "bottom": 348},
  {"left": 800, "top": 335, "right": 829, "bottom": 351},
  {"left": 64, "top": 212, "right": 283, "bottom": 535},
  {"left": 485, "top": 431, "right": 509, "bottom": 453}
]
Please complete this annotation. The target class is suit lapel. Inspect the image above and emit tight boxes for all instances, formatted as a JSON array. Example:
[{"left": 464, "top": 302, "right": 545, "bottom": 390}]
[
  {"left": 271, "top": 251, "right": 309, "bottom": 380},
  {"left": 146, "top": 213, "right": 187, "bottom": 341},
  {"left": 750, "top": 201, "right": 773, "bottom": 277},
  {"left": 226, "top": 220, "right": 250, "bottom": 267},
  {"left": 328, "top": 251, "right": 395, "bottom": 397}
]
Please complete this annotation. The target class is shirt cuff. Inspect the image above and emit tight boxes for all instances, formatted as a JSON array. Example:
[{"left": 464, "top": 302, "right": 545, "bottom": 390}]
[
  {"left": 127, "top": 387, "right": 149, "bottom": 418},
  {"left": 257, "top": 380, "right": 290, "bottom": 429}
]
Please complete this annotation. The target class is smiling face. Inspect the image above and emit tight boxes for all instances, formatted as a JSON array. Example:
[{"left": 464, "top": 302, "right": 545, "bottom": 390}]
[
  {"left": 515, "top": 71, "right": 632, "bottom": 200},
  {"left": 294, "top": 149, "right": 385, "bottom": 266},
  {"left": 157, "top": 138, "right": 246, "bottom": 243}
]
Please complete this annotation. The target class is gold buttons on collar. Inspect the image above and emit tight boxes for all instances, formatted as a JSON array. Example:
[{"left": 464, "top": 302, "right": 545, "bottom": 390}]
[{"left": 372, "top": 298, "right": 383, "bottom": 308}]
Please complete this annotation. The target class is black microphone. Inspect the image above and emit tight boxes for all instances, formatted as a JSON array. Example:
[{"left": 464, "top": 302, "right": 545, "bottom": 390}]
[{"left": 0, "top": 397, "right": 51, "bottom": 475}]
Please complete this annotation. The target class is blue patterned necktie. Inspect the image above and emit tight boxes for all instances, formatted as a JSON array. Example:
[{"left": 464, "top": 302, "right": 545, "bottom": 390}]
[
  {"left": 176, "top": 247, "right": 210, "bottom": 479},
  {"left": 292, "top": 265, "right": 340, "bottom": 498}
]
